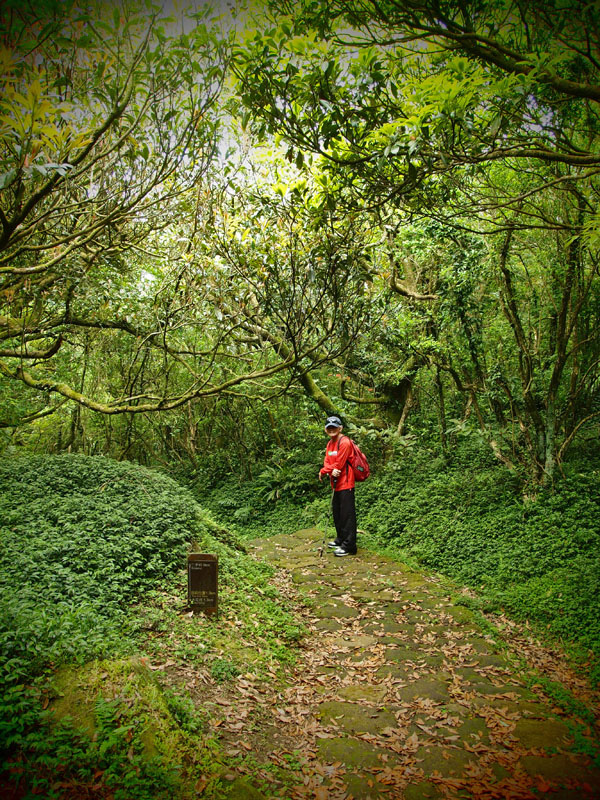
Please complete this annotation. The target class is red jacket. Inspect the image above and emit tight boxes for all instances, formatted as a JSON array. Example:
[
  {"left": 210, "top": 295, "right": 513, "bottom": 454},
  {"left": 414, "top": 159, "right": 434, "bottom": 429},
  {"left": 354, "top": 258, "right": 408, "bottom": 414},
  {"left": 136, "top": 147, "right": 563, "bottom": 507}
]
[{"left": 320, "top": 434, "right": 355, "bottom": 491}]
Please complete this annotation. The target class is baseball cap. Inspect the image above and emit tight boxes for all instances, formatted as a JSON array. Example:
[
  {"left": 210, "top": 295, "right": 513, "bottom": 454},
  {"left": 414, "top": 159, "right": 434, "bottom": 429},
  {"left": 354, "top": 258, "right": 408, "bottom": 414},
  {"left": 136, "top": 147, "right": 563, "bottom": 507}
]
[{"left": 325, "top": 416, "right": 343, "bottom": 428}]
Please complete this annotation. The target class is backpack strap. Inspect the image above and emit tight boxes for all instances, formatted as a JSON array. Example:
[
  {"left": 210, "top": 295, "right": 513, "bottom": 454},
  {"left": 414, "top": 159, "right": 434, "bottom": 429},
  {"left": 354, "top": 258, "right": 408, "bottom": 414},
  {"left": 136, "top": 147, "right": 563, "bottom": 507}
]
[{"left": 340, "top": 435, "right": 350, "bottom": 476}]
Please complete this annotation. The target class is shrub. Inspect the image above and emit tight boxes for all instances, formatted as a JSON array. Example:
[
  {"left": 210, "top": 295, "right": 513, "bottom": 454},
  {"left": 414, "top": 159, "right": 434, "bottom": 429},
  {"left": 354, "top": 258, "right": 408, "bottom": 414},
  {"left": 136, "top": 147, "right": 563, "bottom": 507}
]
[
  {"left": 0, "top": 454, "right": 246, "bottom": 751},
  {"left": 359, "top": 452, "right": 600, "bottom": 673}
]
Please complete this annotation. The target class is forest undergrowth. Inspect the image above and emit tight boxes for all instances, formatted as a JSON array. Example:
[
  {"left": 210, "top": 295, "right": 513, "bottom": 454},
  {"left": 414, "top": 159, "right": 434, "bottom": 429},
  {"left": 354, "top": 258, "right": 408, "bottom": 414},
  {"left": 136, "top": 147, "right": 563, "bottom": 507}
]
[
  {"left": 0, "top": 454, "right": 303, "bottom": 799},
  {"left": 195, "top": 435, "right": 600, "bottom": 688},
  {"left": 1, "top": 439, "right": 599, "bottom": 798}
]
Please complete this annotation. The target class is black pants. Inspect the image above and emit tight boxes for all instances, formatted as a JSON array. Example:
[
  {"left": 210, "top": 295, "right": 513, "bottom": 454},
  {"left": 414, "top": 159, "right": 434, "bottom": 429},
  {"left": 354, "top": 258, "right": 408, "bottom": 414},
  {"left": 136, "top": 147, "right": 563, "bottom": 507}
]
[{"left": 332, "top": 488, "right": 357, "bottom": 553}]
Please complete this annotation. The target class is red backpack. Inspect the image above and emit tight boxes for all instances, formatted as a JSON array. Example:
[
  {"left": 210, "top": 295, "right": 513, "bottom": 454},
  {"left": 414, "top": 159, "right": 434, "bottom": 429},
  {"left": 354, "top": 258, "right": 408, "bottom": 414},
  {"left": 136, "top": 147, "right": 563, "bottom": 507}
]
[{"left": 342, "top": 436, "right": 370, "bottom": 482}]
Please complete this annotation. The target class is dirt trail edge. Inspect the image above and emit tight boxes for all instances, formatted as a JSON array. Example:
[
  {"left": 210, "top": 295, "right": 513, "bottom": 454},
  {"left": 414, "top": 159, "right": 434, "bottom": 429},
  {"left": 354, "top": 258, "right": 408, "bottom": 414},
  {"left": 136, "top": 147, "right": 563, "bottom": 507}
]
[{"left": 217, "top": 529, "right": 600, "bottom": 799}]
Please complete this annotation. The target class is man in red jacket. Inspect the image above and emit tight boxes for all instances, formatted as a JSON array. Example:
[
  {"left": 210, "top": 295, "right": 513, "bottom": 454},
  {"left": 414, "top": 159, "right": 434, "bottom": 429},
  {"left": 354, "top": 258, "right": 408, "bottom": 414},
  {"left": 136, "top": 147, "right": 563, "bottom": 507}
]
[{"left": 319, "top": 415, "right": 357, "bottom": 556}]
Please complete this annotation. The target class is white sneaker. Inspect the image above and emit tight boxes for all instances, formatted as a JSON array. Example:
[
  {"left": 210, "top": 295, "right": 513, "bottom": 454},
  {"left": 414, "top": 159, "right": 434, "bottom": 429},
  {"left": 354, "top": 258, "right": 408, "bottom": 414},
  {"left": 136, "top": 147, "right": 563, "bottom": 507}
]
[{"left": 334, "top": 547, "right": 356, "bottom": 557}]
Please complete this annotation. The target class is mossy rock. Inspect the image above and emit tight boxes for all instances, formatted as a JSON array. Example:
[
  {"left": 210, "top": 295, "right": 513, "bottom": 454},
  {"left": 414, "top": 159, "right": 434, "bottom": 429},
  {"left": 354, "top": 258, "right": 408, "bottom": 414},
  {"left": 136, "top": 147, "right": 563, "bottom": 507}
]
[
  {"left": 329, "top": 634, "right": 378, "bottom": 650},
  {"left": 329, "top": 561, "right": 362, "bottom": 576},
  {"left": 363, "top": 562, "right": 407, "bottom": 578},
  {"left": 454, "top": 667, "right": 486, "bottom": 684},
  {"left": 520, "top": 754, "right": 600, "bottom": 787},
  {"left": 336, "top": 684, "right": 388, "bottom": 704},
  {"left": 294, "top": 528, "right": 323, "bottom": 541},
  {"left": 396, "top": 676, "right": 451, "bottom": 704},
  {"left": 400, "top": 574, "right": 427, "bottom": 590},
  {"left": 473, "top": 653, "right": 509, "bottom": 668},
  {"left": 469, "top": 637, "right": 499, "bottom": 655},
  {"left": 49, "top": 665, "right": 97, "bottom": 735},
  {"left": 403, "top": 782, "right": 442, "bottom": 800},
  {"left": 446, "top": 606, "right": 478, "bottom": 625},
  {"left": 314, "top": 618, "right": 342, "bottom": 632},
  {"left": 482, "top": 699, "right": 549, "bottom": 719},
  {"left": 416, "top": 624, "right": 448, "bottom": 638},
  {"left": 317, "top": 737, "right": 387, "bottom": 768},
  {"left": 315, "top": 602, "right": 360, "bottom": 620},
  {"left": 415, "top": 744, "right": 477, "bottom": 777},
  {"left": 314, "top": 665, "right": 347, "bottom": 679},
  {"left": 49, "top": 657, "right": 182, "bottom": 760},
  {"left": 288, "top": 554, "right": 322, "bottom": 568},
  {"left": 384, "top": 646, "right": 416, "bottom": 663},
  {"left": 511, "top": 718, "right": 573, "bottom": 750},
  {"left": 457, "top": 717, "right": 490, "bottom": 745},
  {"left": 438, "top": 702, "right": 468, "bottom": 718},
  {"left": 343, "top": 772, "right": 389, "bottom": 798},
  {"left": 290, "top": 569, "right": 317, "bottom": 583},
  {"left": 417, "top": 653, "right": 445, "bottom": 669},
  {"left": 310, "top": 583, "right": 346, "bottom": 597},
  {"left": 270, "top": 533, "right": 301, "bottom": 547},
  {"left": 368, "top": 619, "right": 406, "bottom": 635},
  {"left": 403, "top": 609, "right": 432, "bottom": 624},
  {"left": 376, "top": 664, "right": 411, "bottom": 681},
  {"left": 472, "top": 681, "right": 533, "bottom": 698},
  {"left": 317, "top": 700, "right": 397, "bottom": 734},
  {"left": 352, "top": 588, "right": 397, "bottom": 602},
  {"left": 490, "top": 762, "right": 510, "bottom": 781},
  {"left": 407, "top": 592, "right": 447, "bottom": 608},
  {"left": 249, "top": 539, "right": 279, "bottom": 552}
]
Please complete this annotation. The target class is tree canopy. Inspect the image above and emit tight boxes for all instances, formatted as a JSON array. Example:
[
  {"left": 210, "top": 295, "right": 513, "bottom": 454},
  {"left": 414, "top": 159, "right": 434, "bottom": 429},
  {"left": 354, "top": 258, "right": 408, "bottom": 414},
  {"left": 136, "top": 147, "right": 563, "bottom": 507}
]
[{"left": 1, "top": 0, "right": 599, "bottom": 484}]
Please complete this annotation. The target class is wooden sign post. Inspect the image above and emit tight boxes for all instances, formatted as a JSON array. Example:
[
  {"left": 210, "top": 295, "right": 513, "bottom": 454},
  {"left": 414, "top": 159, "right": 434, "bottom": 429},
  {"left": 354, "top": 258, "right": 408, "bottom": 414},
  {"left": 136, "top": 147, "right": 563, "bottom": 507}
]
[{"left": 187, "top": 553, "right": 218, "bottom": 616}]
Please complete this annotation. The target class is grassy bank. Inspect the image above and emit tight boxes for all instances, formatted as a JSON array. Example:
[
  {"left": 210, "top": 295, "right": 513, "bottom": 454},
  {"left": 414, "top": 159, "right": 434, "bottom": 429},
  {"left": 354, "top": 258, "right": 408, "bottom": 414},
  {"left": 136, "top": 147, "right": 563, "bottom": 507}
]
[{"left": 0, "top": 454, "right": 302, "bottom": 799}]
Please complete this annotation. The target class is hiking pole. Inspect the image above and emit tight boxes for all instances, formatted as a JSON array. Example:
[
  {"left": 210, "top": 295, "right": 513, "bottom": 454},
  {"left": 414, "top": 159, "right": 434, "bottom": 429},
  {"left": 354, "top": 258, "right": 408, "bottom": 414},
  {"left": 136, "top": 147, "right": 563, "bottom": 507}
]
[
  {"left": 319, "top": 476, "right": 337, "bottom": 558},
  {"left": 318, "top": 507, "right": 326, "bottom": 558}
]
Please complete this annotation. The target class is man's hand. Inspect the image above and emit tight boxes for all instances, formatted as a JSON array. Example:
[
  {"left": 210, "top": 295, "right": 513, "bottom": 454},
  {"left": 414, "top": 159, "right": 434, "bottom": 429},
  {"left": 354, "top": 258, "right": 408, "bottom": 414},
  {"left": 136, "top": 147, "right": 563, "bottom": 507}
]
[
  {"left": 332, "top": 468, "right": 341, "bottom": 478},
  {"left": 318, "top": 472, "right": 323, "bottom": 481}
]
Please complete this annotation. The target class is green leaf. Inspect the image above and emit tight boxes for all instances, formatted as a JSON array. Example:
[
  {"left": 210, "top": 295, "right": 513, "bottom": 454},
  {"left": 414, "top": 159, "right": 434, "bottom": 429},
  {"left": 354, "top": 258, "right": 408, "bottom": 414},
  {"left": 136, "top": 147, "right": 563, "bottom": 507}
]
[{"left": 0, "top": 169, "right": 17, "bottom": 189}]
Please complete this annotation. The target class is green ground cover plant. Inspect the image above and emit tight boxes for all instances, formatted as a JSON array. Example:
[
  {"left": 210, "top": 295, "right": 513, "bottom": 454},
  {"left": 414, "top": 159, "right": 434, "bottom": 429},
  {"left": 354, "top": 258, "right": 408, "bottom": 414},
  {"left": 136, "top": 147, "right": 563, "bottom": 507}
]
[
  {"left": 194, "top": 473, "right": 310, "bottom": 540},
  {"left": 0, "top": 454, "right": 303, "bottom": 798}
]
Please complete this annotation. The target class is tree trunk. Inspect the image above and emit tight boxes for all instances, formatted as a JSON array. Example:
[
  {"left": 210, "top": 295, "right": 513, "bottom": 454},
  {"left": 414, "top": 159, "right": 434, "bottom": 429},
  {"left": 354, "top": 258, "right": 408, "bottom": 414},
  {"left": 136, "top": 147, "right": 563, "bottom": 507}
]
[{"left": 434, "top": 367, "right": 448, "bottom": 457}]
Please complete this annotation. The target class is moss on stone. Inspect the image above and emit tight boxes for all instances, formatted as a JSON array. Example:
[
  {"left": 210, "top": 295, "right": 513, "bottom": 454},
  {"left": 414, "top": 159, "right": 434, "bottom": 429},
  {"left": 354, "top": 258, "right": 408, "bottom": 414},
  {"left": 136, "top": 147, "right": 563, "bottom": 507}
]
[
  {"left": 48, "top": 657, "right": 184, "bottom": 761},
  {"left": 294, "top": 528, "right": 323, "bottom": 540},
  {"left": 290, "top": 570, "right": 317, "bottom": 583},
  {"left": 329, "top": 634, "right": 378, "bottom": 650},
  {"left": 316, "top": 602, "right": 359, "bottom": 619},
  {"left": 316, "top": 737, "right": 387, "bottom": 768},
  {"left": 353, "top": 588, "right": 397, "bottom": 602},
  {"left": 520, "top": 754, "right": 600, "bottom": 786},
  {"left": 454, "top": 667, "right": 486, "bottom": 684},
  {"left": 403, "top": 609, "right": 431, "bottom": 624},
  {"left": 313, "top": 619, "right": 342, "bottom": 632},
  {"left": 446, "top": 606, "right": 478, "bottom": 625},
  {"left": 415, "top": 743, "right": 477, "bottom": 777},
  {"left": 384, "top": 646, "right": 416, "bottom": 663},
  {"left": 378, "top": 620, "right": 407, "bottom": 634},
  {"left": 400, "top": 574, "right": 428, "bottom": 590},
  {"left": 490, "top": 762, "right": 510, "bottom": 781},
  {"left": 317, "top": 700, "right": 397, "bottom": 734},
  {"left": 376, "top": 664, "right": 411, "bottom": 680},
  {"left": 403, "top": 782, "right": 442, "bottom": 800},
  {"left": 336, "top": 684, "right": 388, "bottom": 703},
  {"left": 457, "top": 717, "right": 491, "bottom": 745},
  {"left": 343, "top": 772, "right": 388, "bottom": 798},
  {"left": 49, "top": 664, "right": 97, "bottom": 736},
  {"left": 396, "top": 676, "right": 451, "bottom": 703},
  {"left": 512, "top": 718, "right": 573, "bottom": 750}
]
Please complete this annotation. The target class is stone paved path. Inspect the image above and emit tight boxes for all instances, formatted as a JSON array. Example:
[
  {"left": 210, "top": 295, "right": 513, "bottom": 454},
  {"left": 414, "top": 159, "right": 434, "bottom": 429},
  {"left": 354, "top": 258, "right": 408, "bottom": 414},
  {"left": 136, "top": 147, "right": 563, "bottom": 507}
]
[{"left": 247, "top": 528, "right": 600, "bottom": 799}]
